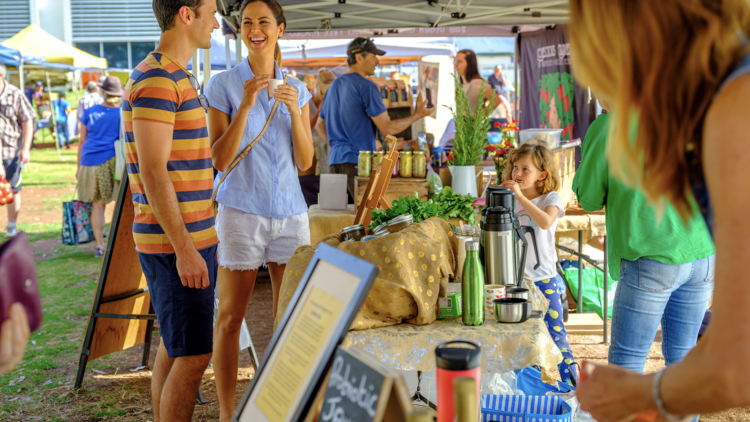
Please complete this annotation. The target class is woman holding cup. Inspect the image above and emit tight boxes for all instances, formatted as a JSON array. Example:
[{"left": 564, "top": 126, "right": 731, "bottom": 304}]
[{"left": 205, "top": 0, "right": 313, "bottom": 420}]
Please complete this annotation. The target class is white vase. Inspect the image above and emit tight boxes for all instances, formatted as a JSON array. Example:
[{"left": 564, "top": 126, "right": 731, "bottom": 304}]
[{"left": 449, "top": 165, "right": 492, "bottom": 198}]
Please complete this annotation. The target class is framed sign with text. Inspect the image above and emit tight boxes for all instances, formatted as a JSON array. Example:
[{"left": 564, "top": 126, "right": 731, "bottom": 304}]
[{"left": 233, "top": 243, "right": 379, "bottom": 422}]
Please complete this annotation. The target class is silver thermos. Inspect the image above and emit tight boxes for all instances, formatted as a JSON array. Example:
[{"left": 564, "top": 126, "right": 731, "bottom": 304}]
[{"left": 481, "top": 188, "right": 540, "bottom": 286}]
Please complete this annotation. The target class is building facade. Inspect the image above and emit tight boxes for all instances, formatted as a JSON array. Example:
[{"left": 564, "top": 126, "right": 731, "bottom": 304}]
[{"left": 0, "top": 0, "right": 160, "bottom": 70}]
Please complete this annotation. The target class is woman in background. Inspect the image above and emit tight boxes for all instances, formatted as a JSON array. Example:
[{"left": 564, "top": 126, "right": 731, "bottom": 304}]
[
  {"left": 76, "top": 76, "right": 122, "bottom": 258},
  {"left": 455, "top": 48, "right": 512, "bottom": 120}
]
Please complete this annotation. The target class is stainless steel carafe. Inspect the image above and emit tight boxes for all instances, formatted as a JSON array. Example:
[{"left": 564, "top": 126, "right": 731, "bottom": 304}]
[{"left": 480, "top": 186, "right": 540, "bottom": 286}]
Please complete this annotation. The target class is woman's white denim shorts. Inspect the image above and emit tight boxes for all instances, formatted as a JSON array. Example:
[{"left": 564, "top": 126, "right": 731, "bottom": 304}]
[{"left": 215, "top": 204, "right": 311, "bottom": 271}]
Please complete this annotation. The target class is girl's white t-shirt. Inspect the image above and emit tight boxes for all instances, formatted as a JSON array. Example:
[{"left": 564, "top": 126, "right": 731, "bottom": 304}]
[{"left": 515, "top": 191, "right": 565, "bottom": 281}]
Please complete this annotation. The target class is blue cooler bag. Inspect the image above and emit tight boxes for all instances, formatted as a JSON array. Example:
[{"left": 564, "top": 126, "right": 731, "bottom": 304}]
[{"left": 481, "top": 394, "right": 573, "bottom": 422}]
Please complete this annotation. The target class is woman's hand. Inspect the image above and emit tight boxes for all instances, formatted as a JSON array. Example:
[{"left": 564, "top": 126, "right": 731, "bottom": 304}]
[
  {"left": 577, "top": 362, "right": 658, "bottom": 422},
  {"left": 0, "top": 304, "right": 30, "bottom": 375},
  {"left": 500, "top": 180, "right": 524, "bottom": 199},
  {"left": 240, "top": 74, "right": 270, "bottom": 111},
  {"left": 274, "top": 84, "right": 300, "bottom": 116}
]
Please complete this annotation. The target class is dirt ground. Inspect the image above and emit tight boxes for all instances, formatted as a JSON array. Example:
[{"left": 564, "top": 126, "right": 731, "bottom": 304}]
[{"left": 13, "top": 179, "right": 749, "bottom": 421}]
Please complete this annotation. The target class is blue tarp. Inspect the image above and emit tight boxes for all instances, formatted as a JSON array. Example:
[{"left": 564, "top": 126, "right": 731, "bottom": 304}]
[
  {"left": 0, "top": 44, "right": 45, "bottom": 67},
  {"left": 456, "top": 37, "right": 516, "bottom": 56}
]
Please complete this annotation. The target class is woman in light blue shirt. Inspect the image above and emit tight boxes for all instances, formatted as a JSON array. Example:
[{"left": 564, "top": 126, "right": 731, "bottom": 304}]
[{"left": 206, "top": 1, "right": 313, "bottom": 420}]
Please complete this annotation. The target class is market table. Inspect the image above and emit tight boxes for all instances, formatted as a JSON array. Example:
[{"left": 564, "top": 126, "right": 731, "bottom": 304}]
[
  {"left": 341, "top": 279, "right": 562, "bottom": 374},
  {"left": 307, "top": 204, "right": 355, "bottom": 245}
]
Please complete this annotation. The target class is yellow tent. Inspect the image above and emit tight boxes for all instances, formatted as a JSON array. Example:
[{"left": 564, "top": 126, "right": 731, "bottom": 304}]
[{"left": 2, "top": 24, "right": 107, "bottom": 69}]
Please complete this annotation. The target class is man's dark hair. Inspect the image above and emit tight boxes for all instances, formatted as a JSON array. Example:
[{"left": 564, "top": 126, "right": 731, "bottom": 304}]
[
  {"left": 347, "top": 38, "right": 370, "bottom": 66},
  {"left": 153, "top": 0, "right": 203, "bottom": 32}
]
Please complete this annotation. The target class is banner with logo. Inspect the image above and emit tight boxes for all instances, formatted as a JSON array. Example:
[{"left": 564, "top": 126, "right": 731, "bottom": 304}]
[{"left": 519, "top": 25, "right": 596, "bottom": 144}]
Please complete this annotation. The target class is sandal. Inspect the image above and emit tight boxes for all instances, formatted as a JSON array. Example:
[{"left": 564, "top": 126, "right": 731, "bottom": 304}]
[{"left": 95, "top": 247, "right": 105, "bottom": 258}]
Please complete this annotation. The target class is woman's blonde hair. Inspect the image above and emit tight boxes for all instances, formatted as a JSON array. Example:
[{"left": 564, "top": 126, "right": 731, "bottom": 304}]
[
  {"left": 103, "top": 92, "right": 121, "bottom": 107},
  {"left": 502, "top": 143, "right": 560, "bottom": 194},
  {"left": 569, "top": 0, "right": 750, "bottom": 220}
]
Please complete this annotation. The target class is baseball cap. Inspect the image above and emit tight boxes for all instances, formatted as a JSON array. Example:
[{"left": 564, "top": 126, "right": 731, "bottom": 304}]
[
  {"left": 347, "top": 37, "right": 386, "bottom": 57},
  {"left": 35, "top": 81, "right": 43, "bottom": 87}
]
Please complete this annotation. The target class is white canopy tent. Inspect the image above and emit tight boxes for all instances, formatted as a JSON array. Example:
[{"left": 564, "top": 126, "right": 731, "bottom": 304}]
[{"left": 216, "top": 0, "right": 567, "bottom": 34}]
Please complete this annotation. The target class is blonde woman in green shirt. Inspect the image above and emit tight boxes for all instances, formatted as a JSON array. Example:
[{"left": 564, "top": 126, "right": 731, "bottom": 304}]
[{"left": 572, "top": 109, "right": 715, "bottom": 403}]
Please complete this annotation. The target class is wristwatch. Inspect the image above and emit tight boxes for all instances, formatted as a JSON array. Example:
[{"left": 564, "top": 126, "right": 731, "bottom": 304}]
[{"left": 653, "top": 368, "right": 694, "bottom": 422}]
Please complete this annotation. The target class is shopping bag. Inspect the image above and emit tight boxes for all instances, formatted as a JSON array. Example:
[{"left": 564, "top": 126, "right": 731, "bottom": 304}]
[
  {"left": 114, "top": 109, "right": 126, "bottom": 181},
  {"left": 481, "top": 394, "right": 573, "bottom": 422},
  {"left": 113, "top": 139, "right": 125, "bottom": 181},
  {"left": 516, "top": 367, "right": 574, "bottom": 396},
  {"left": 565, "top": 265, "right": 616, "bottom": 319},
  {"left": 62, "top": 200, "right": 94, "bottom": 245}
]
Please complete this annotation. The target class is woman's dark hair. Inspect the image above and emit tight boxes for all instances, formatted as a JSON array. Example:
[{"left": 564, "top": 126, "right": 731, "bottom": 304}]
[
  {"left": 240, "top": 0, "right": 286, "bottom": 65},
  {"left": 153, "top": 0, "right": 203, "bottom": 33},
  {"left": 457, "top": 49, "right": 482, "bottom": 84}
]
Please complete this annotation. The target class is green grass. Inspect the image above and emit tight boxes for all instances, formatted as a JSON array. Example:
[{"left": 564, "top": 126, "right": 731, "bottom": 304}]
[
  {"left": 23, "top": 147, "right": 79, "bottom": 190},
  {"left": 0, "top": 248, "right": 101, "bottom": 401}
]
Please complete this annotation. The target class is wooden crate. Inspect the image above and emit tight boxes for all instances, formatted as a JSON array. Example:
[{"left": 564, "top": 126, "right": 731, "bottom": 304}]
[{"left": 354, "top": 176, "right": 428, "bottom": 212}]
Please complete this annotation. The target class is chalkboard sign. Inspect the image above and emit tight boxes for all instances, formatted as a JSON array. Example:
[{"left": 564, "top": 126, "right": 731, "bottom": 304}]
[{"left": 318, "top": 347, "right": 411, "bottom": 422}]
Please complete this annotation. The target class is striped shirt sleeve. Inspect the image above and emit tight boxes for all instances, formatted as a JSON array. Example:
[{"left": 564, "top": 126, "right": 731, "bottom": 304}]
[{"left": 130, "top": 71, "right": 180, "bottom": 125}]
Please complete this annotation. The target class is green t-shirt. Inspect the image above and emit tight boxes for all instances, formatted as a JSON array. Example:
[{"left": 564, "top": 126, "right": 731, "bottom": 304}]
[{"left": 572, "top": 113, "right": 715, "bottom": 280}]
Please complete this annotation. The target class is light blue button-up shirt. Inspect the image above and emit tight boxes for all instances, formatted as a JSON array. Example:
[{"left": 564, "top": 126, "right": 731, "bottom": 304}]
[{"left": 206, "top": 59, "right": 312, "bottom": 219}]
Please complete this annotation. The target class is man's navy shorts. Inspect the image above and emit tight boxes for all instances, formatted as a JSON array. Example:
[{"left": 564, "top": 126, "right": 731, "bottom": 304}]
[{"left": 138, "top": 244, "right": 217, "bottom": 358}]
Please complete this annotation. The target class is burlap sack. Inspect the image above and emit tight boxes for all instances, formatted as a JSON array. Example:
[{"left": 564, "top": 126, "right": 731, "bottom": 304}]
[{"left": 275, "top": 217, "right": 458, "bottom": 331}]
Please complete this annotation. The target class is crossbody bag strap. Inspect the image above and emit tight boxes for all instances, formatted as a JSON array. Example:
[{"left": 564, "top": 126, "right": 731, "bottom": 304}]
[{"left": 210, "top": 74, "right": 289, "bottom": 205}]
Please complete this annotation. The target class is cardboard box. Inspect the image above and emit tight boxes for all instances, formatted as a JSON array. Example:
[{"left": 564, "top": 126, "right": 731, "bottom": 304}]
[{"left": 437, "top": 283, "right": 462, "bottom": 319}]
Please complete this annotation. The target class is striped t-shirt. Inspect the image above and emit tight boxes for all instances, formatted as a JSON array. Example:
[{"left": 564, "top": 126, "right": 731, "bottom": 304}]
[{"left": 123, "top": 52, "right": 218, "bottom": 255}]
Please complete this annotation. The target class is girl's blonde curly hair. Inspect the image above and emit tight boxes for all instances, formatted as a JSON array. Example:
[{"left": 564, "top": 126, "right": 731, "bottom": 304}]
[{"left": 501, "top": 143, "right": 560, "bottom": 194}]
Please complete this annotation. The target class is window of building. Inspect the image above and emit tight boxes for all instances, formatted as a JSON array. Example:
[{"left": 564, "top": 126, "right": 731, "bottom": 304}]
[
  {"left": 75, "top": 42, "right": 101, "bottom": 58},
  {"left": 103, "top": 42, "right": 129, "bottom": 69},
  {"left": 130, "top": 42, "right": 156, "bottom": 66}
]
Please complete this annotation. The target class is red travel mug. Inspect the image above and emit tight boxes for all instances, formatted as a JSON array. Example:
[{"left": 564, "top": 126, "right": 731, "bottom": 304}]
[{"left": 435, "top": 341, "right": 482, "bottom": 422}]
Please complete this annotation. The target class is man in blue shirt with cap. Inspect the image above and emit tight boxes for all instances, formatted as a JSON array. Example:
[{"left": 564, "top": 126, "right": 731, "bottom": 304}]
[{"left": 317, "top": 37, "right": 434, "bottom": 200}]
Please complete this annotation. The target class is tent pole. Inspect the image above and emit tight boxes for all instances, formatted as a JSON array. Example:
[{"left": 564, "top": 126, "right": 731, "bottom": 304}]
[
  {"left": 46, "top": 71, "right": 61, "bottom": 158},
  {"left": 18, "top": 62, "right": 24, "bottom": 91},
  {"left": 514, "top": 32, "right": 519, "bottom": 121},
  {"left": 236, "top": 37, "right": 242, "bottom": 66},
  {"left": 203, "top": 48, "right": 211, "bottom": 88},
  {"left": 225, "top": 35, "right": 232, "bottom": 70}
]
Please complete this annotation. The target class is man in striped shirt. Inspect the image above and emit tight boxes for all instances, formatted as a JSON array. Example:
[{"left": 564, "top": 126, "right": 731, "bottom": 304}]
[{"left": 123, "top": 1, "right": 218, "bottom": 421}]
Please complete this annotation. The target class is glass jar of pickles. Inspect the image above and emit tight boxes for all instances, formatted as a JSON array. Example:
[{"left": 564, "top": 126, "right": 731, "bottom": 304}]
[
  {"left": 413, "top": 151, "right": 426, "bottom": 178},
  {"left": 400, "top": 151, "right": 413, "bottom": 178},
  {"left": 357, "top": 151, "right": 372, "bottom": 177},
  {"left": 372, "top": 151, "right": 384, "bottom": 169}
]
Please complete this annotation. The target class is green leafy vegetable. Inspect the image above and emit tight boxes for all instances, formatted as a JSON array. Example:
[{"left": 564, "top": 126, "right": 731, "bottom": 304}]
[{"left": 368, "top": 186, "right": 478, "bottom": 228}]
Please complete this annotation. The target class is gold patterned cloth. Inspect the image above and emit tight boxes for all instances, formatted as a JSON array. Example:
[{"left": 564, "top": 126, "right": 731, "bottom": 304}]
[
  {"left": 341, "top": 292, "right": 563, "bottom": 373},
  {"left": 275, "top": 217, "right": 458, "bottom": 331}
]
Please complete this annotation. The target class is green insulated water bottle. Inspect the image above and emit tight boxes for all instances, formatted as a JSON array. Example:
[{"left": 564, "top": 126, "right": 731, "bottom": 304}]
[{"left": 462, "top": 240, "right": 485, "bottom": 326}]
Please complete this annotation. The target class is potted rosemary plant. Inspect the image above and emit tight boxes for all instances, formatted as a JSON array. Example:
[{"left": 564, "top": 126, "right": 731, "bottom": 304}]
[{"left": 444, "top": 73, "right": 494, "bottom": 197}]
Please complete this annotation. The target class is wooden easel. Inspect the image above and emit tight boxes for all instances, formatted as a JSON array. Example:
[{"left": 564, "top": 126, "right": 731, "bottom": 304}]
[{"left": 354, "top": 135, "right": 398, "bottom": 228}]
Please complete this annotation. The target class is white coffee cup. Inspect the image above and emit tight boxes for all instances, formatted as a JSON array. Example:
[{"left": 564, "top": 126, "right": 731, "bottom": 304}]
[{"left": 268, "top": 78, "right": 284, "bottom": 98}]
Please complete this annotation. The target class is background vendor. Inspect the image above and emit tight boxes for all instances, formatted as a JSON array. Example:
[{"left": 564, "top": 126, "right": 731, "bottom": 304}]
[{"left": 316, "top": 37, "right": 434, "bottom": 200}]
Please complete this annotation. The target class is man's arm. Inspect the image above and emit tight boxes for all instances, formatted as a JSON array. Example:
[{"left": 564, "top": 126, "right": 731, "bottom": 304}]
[
  {"left": 316, "top": 116, "right": 328, "bottom": 145},
  {"left": 371, "top": 100, "right": 434, "bottom": 137},
  {"left": 132, "top": 119, "right": 209, "bottom": 289},
  {"left": 17, "top": 95, "right": 35, "bottom": 165},
  {"left": 571, "top": 118, "right": 609, "bottom": 211}
]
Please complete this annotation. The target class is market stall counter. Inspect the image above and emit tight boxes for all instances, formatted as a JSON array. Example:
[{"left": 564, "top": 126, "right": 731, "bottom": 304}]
[
  {"left": 341, "top": 277, "right": 562, "bottom": 375},
  {"left": 277, "top": 217, "right": 563, "bottom": 377}
]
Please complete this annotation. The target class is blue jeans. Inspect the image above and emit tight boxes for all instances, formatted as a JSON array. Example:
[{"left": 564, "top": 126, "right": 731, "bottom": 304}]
[
  {"left": 56, "top": 122, "right": 69, "bottom": 147},
  {"left": 609, "top": 256, "right": 714, "bottom": 421}
]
